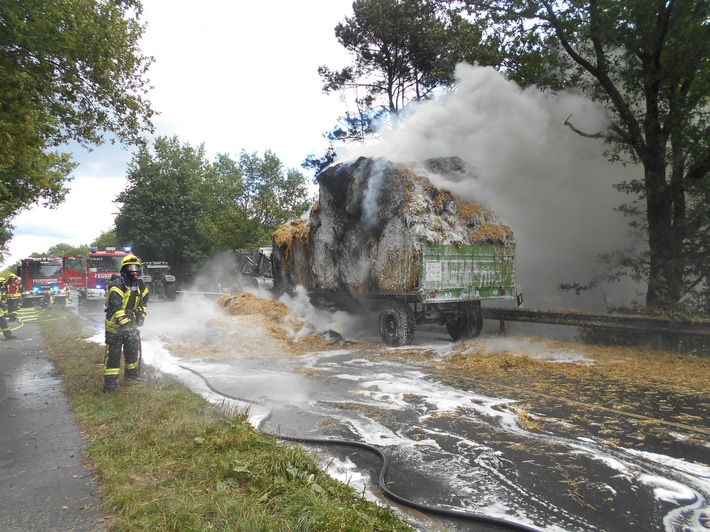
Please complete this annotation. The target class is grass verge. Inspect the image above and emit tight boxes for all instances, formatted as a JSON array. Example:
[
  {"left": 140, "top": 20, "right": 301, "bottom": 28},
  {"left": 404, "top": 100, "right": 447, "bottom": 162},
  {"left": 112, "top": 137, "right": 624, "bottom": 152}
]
[{"left": 40, "top": 310, "right": 413, "bottom": 531}]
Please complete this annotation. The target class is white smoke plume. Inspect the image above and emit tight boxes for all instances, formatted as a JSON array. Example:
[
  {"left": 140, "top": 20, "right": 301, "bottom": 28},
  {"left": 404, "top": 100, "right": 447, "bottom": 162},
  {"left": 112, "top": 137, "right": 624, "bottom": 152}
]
[{"left": 337, "top": 64, "right": 644, "bottom": 311}]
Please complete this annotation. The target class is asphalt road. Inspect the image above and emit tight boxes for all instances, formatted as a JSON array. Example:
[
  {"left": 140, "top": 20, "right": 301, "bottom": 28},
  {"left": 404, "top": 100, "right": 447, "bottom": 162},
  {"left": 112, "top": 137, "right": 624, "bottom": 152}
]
[
  {"left": 138, "top": 297, "right": 710, "bottom": 532},
  {"left": 0, "top": 311, "right": 102, "bottom": 532},
  {"left": 3, "top": 298, "right": 707, "bottom": 532}
]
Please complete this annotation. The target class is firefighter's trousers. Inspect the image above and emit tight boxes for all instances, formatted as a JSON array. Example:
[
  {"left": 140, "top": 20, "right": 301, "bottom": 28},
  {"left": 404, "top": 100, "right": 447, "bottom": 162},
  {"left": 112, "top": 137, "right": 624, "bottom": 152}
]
[
  {"left": 7, "top": 297, "right": 20, "bottom": 321},
  {"left": 104, "top": 326, "right": 142, "bottom": 378},
  {"left": 0, "top": 307, "right": 13, "bottom": 338}
]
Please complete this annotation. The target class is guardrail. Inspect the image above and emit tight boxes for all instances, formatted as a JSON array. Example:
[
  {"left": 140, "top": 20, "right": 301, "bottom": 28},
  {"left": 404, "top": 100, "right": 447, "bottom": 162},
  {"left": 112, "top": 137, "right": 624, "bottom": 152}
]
[{"left": 481, "top": 307, "right": 710, "bottom": 342}]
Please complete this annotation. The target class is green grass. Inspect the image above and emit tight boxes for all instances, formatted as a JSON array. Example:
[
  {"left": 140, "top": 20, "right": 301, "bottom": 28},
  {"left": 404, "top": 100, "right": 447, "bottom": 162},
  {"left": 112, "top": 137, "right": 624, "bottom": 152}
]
[{"left": 39, "top": 310, "right": 413, "bottom": 532}]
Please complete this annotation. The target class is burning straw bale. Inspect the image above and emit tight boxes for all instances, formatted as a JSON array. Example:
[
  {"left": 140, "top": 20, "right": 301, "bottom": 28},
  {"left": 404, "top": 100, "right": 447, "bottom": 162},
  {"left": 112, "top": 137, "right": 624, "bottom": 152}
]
[
  {"left": 271, "top": 156, "right": 514, "bottom": 294},
  {"left": 218, "top": 292, "right": 289, "bottom": 322},
  {"left": 272, "top": 219, "right": 311, "bottom": 288},
  {"left": 216, "top": 292, "right": 339, "bottom": 356}
]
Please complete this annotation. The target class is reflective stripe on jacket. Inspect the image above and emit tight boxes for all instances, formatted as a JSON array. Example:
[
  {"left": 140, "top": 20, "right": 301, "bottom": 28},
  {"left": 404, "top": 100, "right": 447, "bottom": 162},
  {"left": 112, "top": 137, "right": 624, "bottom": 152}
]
[{"left": 105, "top": 275, "right": 149, "bottom": 333}]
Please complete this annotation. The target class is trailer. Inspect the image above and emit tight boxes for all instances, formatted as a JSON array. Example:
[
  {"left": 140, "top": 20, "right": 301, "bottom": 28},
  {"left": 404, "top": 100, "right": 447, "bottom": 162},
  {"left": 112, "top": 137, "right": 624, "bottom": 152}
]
[{"left": 270, "top": 157, "right": 521, "bottom": 346}]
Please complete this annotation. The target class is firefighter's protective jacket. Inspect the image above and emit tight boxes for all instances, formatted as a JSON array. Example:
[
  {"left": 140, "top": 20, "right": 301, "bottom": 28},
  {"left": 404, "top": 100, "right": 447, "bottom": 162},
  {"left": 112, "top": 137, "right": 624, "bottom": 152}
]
[
  {"left": 6, "top": 277, "right": 21, "bottom": 299},
  {"left": 105, "top": 274, "right": 149, "bottom": 333}
]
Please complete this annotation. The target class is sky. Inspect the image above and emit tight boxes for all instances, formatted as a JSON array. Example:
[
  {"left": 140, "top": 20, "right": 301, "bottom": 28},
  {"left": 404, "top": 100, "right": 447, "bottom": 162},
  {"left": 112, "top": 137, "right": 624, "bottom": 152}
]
[
  {"left": 3, "top": 0, "right": 354, "bottom": 268},
  {"left": 5, "top": 1, "right": 646, "bottom": 310}
]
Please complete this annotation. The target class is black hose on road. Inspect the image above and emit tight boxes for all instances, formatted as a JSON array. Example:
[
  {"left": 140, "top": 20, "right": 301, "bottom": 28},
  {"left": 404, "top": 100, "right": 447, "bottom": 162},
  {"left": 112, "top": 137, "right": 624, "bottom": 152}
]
[{"left": 179, "top": 363, "right": 542, "bottom": 532}]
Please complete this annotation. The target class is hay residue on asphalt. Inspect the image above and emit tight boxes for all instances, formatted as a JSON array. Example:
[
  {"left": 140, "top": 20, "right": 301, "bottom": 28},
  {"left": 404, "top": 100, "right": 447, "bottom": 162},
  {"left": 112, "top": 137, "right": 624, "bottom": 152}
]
[
  {"left": 441, "top": 337, "right": 710, "bottom": 394},
  {"left": 214, "top": 292, "right": 347, "bottom": 356},
  {"left": 218, "top": 292, "right": 290, "bottom": 321}
]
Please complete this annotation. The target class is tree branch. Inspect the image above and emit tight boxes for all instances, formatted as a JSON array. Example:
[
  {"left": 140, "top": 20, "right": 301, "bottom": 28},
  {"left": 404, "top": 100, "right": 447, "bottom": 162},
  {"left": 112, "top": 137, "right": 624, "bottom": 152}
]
[{"left": 563, "top": 114, "right": 607, "bottom": 139}]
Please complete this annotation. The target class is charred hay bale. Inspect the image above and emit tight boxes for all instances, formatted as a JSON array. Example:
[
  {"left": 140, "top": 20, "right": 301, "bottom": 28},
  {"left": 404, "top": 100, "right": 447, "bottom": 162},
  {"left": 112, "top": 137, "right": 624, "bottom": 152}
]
[
  {"left": 424, "top": 156, "right": 471, "bottom": 177},
  {"left": 272, "top": 219, "right": 311, "bottom": 290},
  {"left": 272, "top": 156, "right": 514, "bottom": 294},
  {"left": 370, "top": 217, "right": 420, "bottom": 292},
  {"left": 456, "top": 201, "right": 515, "bottom": 245},
  {"left": 313, "top": 158, "right": 417, "bottom": 292}
]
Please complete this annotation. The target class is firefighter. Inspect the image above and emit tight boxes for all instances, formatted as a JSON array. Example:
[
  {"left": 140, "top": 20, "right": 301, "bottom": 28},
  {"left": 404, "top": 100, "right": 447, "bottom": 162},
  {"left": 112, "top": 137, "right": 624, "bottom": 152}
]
[
  {"left": 6, "top": 273, "right": 22, "bottom": 322},
  {"left": 0, "top": 276, "right": 16, "bottom": 340},
  {"left": 103, "top": 254, "right": 149, "bottom": 393}
]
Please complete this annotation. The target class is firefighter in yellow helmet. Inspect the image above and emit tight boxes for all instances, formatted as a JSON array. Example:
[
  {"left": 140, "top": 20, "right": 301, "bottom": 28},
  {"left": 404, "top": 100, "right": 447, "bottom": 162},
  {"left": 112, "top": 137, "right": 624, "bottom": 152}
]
[
  {"left": 6, "top": 273, "right": 22, "bottom": 322},
  {"left": 0, "top": 276, "right": 16, "bottom": 340},
  {"left": 103, "top": 253, "right": 149, "bottom": 393}
]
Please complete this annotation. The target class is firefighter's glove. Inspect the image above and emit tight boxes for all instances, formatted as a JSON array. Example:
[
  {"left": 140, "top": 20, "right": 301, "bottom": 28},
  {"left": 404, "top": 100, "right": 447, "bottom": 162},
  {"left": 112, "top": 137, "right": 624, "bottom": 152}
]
[
  {"left": 136, "top": 313, "right": 145, "bottom": 327},
  {"left": 117, "top": 316, "right": 136, "bottom": 331}
]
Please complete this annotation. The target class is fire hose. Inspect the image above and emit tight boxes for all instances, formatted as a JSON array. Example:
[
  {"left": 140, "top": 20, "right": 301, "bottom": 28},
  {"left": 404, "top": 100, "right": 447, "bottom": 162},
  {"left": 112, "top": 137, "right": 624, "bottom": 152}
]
[{"left": 178, "top": 363, "right": 542, "bottom": 532}]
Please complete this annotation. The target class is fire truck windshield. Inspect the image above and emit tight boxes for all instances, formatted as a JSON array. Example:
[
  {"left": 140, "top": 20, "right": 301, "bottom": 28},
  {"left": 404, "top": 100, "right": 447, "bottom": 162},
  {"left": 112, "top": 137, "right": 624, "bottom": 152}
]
[
  {"left": 26, "top": 262, "right": 62, "bottom": 278},
  {"left": 89, "top": 256, "right": 124, "bottom": 272}
]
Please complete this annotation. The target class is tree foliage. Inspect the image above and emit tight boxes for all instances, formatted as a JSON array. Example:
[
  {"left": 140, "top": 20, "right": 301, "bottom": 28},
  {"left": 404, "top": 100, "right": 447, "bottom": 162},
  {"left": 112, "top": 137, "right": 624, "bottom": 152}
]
[
  {"left": 115, "top": 138, "right": 312, "bottom": 282},
  {"left": 115, "top": 137, "right": 212, "bottom": 281},
  {"left": 204, "top": 150, "right": 312, "bottom": 251},
  {"left": 0, "top": 0, "right": 154, "bottom": 261},
  {"left": 308, "top": 0, "right": 501, "bottom": 176},
  {"left": 462, "top": 0, "right": 710, "bottom": 312},
  {"left": 320, "top": 0, "right": 499, "bottom": 113}
]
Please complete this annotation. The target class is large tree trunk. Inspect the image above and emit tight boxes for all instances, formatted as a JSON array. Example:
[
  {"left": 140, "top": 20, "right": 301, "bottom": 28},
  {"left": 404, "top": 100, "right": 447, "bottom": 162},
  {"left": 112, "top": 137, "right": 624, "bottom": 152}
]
[{"left": 644, "top": 160, "right": 685, "bottom": 309}]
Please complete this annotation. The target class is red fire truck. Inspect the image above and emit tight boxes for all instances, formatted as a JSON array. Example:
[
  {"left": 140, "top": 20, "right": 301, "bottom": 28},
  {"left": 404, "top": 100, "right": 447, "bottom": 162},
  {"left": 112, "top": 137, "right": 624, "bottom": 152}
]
[
  {"left": 16, "top": 257, "right": 68, "bottom": 307},
  {"left": 62, "top": 247, "right": 131, "bottom": 308}
]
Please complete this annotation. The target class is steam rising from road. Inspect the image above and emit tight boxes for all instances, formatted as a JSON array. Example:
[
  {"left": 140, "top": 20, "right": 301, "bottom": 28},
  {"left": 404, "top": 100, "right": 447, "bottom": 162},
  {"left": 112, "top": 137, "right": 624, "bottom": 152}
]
[{"left": 338, "top": 64, "right": 644, "bottom": 311}]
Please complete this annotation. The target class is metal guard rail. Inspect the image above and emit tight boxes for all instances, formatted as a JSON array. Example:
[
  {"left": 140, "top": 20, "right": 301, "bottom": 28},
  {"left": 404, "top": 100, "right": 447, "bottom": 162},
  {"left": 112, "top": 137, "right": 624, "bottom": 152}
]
[{"left": 481, "top": 307, "right": 710, "bottom": 338}]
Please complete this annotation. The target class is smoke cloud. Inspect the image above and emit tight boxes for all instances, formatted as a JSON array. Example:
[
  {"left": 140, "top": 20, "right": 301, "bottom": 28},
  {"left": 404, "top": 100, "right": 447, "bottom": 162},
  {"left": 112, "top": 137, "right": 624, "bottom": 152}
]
[{"left": 338, "top": 64, "right": 644, "bottom": 311}]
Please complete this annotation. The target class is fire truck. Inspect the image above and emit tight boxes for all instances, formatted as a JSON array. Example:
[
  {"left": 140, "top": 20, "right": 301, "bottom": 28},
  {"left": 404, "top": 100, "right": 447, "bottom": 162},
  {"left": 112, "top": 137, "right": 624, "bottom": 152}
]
[
  {"left": 62, "top": 247, "right": 131, "bottom": 308},
  {"left": 16, "top": 257, "right": 68, "bottom": 307}
]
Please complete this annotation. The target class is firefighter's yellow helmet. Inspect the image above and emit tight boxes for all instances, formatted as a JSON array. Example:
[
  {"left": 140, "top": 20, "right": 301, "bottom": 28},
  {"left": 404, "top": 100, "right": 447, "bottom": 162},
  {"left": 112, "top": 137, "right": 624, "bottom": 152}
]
[
  {"left": 0, "top": 276, "right": 5, "bottom": 282},
  {"left": 8, "top": 273, "right": 16, "bottom": 278},
  {"left": 120, "top": 254, "right": 142, "bottom": 270}
]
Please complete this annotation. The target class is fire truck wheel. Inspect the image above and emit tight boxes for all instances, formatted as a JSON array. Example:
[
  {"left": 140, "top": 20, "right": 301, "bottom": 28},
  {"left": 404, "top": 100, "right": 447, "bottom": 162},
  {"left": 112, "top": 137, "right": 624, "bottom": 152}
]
[
  {"left": 379, "top": 299, "right": 415, "bottom": 347},
  {"left": 446, "top": 309, "right": 483, "bottom": 341}
]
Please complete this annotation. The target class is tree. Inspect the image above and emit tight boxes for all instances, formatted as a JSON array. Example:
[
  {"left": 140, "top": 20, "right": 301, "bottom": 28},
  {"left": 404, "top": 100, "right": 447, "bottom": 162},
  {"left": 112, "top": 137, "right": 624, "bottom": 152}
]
[
  {"left": 309, "top": 0, "right": 502, "bottom": 176},
  {"left": 462, "top": 0, "right": 710, "bottom": 311},
  {"left": 0, "top": 0, "right": 154, "bottom": 261},
  {"left": 320, "top": 0, "right": 499, "bottom": 114},
  {"left": 115, "top": 137, "right": 212, "bottom": 281},
  {"left": 91, "top": 230, "right": 118, "bottom": 251},
  {"left": 203, "top": 151, "right": 312, "bottom": 251},
  {"left": 45, "top": 243, "right": 90, "bottom": 259}
]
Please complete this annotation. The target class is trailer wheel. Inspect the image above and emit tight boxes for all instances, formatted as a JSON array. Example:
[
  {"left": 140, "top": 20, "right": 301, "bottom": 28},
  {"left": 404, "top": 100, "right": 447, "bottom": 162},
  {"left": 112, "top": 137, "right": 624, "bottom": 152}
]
[
  {"left": 379, "top": 299, "right": 415, "bottom": 347},
  {"left": 446, "top": 309, "right": 483, "bottom": 341}
]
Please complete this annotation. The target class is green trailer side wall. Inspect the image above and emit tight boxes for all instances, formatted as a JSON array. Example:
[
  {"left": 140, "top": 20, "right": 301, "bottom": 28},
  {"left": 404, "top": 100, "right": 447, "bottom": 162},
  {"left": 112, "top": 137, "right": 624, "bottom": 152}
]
[{"left": 420, "top": 244, "right": 516, "bottom": 302}]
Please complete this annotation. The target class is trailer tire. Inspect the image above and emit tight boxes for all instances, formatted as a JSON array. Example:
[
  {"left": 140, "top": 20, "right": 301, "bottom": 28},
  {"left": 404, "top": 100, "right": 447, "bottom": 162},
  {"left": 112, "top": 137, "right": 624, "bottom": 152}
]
[
  {"left": 446, "top": 308, "right": 483, "bottom": 341},
  {"left": 379, "top": 299, "right": 415, "bottom": 347}
]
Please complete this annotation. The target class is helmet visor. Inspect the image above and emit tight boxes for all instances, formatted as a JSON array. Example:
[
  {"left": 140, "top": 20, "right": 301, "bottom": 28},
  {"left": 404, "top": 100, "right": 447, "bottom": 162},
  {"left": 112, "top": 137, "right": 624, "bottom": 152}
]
[{"left": 126, "top": 264, "right": 141, "bottom": 273}]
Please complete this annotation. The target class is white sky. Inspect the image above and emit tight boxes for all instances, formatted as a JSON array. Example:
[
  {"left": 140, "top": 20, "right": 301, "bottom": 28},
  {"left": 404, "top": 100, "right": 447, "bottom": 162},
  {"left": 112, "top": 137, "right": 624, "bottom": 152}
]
[{"left": 3, "top": 0, "right": 354, "bottom": 268}]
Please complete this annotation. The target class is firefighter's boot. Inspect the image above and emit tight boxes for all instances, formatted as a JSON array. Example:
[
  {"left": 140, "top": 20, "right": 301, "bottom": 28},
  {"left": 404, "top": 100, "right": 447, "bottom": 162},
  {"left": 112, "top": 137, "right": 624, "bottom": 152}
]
[
  {"left": 3, "top": 332, "right": 17, "bottom": 340},
  {"left": 123, "top": 364, "right": 145, "bottom": 381},
  {"left": 124, "top": 368, "right": 143, "bottom": 381},
  {"left": 103, "top": 376, "right": 118, "bottom": 393}
]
